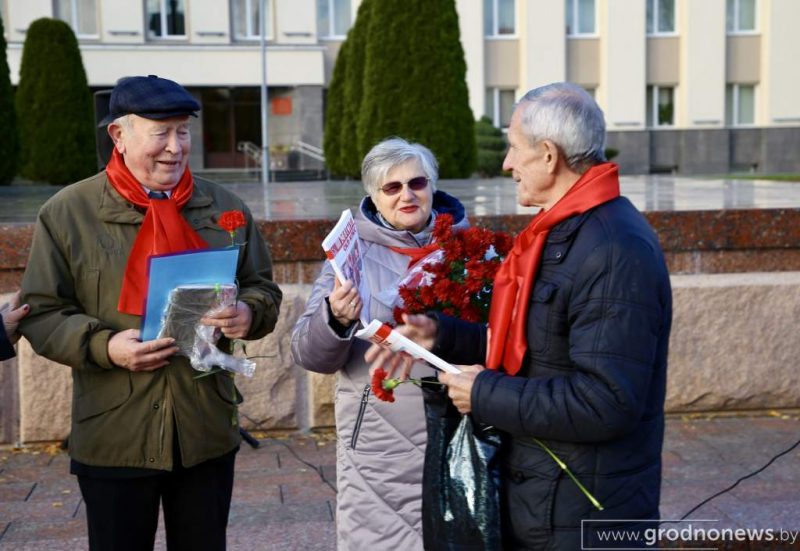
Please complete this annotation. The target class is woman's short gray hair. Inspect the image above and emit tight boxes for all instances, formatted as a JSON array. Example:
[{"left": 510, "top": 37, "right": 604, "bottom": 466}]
[
  {"left": 361, "top": 138, "right": 439, "bottom": 197},
  {"left": 517, "top": 82, "right": 606, "bottom": 174}
]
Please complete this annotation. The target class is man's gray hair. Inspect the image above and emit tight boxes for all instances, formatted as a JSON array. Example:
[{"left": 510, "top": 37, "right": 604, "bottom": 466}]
[
  {"left": 112, "top": 114, "right": 133, "bottom": 131},
  {"left": 517, "top": 82, "right": 606, "bottom": 174},
  {"left": 361, "top": 138, "right": 439, "bottom": 197}
]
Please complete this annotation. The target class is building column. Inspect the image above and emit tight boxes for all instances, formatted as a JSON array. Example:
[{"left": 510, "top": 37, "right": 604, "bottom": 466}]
[
  {"left": 519, "top": 0, "right": 566, "bottom": 93},
  {"left": 677, "top": 0, "right": 726, "bottom": 128},
  {"left": 598, "top": 0, "right": 646, "bottom": 131},
  {"left": 455, "top": 0, "right": 485, "bottom": 121}
]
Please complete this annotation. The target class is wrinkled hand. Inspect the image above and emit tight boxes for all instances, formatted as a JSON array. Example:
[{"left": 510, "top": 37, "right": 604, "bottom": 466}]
[
  {"left": 439, "top": 365, "right": 484, "bottom": 414},
  {"left": 329, "top": 278, "right": 362, "bottom": 327},
  {"left": 364, "top": 314, "right": 438, "bottom": 381},
  {"left": 200, "top": 300, "right": 253, "bottom": 340},
  {"left": 108, "top": 329, "right": 178, "bottom": 372},
  {"left": 1, "top": 291, "right": 29, "bottom": 345}
]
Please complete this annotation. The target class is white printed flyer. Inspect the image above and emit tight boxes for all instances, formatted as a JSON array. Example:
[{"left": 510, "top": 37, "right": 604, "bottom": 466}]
[{"left": 321, "top": 209, "right": 370, "bottom": 324}]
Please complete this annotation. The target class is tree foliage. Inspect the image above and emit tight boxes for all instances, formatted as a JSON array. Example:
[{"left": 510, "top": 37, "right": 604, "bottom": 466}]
[
  {"left": 475, "top": 116, "right": 506, "bottom": 177},
  {"left": 16, "top": 18, "right": 96, "bottom": 185},
  {"left": 0, "top": 15, "right": 17, "bottom": 185},
  {"left": 324, "top": 0, "right": 475, "bottom": 178}
]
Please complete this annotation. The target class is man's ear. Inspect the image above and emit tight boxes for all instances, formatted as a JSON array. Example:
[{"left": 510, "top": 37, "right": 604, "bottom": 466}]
[
  {"left": 541, "top": 140, "right": 560, "bottom": 174},
  {"left": 107, "top": 123, "right": 126, "bottom": 154}
]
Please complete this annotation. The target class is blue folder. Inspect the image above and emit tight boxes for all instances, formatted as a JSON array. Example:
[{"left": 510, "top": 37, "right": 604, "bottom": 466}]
[{"left": 140, "top": 247, "right": 240, "bottom": 341}]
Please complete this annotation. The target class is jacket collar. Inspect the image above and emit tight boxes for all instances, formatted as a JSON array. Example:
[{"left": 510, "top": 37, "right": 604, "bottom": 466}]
[{"left": 98, "top": 173, "right": 214, "bottom": 224}]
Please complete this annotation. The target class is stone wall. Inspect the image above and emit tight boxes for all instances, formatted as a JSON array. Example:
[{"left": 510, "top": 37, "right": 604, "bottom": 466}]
[
  {"left": 3, "top": 271, "right": 800, "bottom": 443},
  {"left": 607, "top": 127, "right": 800, "bottom": 174}
]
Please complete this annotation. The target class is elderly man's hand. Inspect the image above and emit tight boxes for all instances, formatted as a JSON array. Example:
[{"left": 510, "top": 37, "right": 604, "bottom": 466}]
[
  {"left": 1, "top": 291, "right": 29, "bottom": 345},
  {"left": 108, "top": 329, "right": 178, "bottom": 372},
  {"left": 364, "top": 314, "right": 438, "bottom": 381},
  {"left": 439, "top": 365, "right": 484, "bottom": 415},
  {"left": 200, "top": 300, "right": 253, "bottom": 340}
]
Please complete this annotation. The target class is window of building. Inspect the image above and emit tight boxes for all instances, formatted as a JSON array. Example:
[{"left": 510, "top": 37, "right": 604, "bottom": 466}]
[
  {"left": 646, "top": 85, "right": 674, "bottom": 127},
  {"left": 232, "top": 0, "right": 272, "bottom": 40},
  {"left": 484, "top": 0, "right": 515, "bottom": 36},
  {"left": 485, "top": 88, "right": 515, "bottom": 128},
  {"left": 727, "top": 0, "right": 756, "bottom": 33},
  {"left": 726, "top": 84, "right": 755, "bottom": 126},
  {"left": 317, "top": 0, "right": 351, "bottom": 38},
  {"left": 147, "top": 0, "right": 186, "bottom": 39},
  {"left": 566, "top": 0, "right": 596, "bottom": 36},
  {"left": 647, "top": 0, "right": 675, "bottom": 34},
  {"left": 54, "top": 0, "right": 98, "bottom": 38}
]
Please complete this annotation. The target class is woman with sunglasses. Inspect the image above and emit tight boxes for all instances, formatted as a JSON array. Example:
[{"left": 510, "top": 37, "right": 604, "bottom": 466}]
[{"left": 291, "top": 137, "right": 468, "bottom": 550}]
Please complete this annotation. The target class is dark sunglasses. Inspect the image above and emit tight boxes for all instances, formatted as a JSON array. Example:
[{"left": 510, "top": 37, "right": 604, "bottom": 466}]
[{"left": 380, "top": 176, "right": 429, "bottom": 196}]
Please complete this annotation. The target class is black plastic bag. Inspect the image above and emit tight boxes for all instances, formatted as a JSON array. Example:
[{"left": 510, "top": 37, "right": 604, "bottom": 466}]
[{"left": 421, "top": 377, "right": 503, "bottom": 551}]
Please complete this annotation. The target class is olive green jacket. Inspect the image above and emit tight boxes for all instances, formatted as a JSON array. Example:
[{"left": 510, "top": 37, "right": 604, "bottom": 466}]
[{"left": 20, "top": 171, "right": 282, "bottom": 470}]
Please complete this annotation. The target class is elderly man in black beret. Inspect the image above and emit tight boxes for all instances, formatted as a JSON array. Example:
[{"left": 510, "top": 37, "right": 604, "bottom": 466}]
[{"left": 20, "top": 75, "right": 282, "bottom": 551}]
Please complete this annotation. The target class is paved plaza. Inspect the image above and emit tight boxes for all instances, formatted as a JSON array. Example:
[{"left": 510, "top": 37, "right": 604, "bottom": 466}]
[
  {"left": 0, "top": 415, "right": 798, "bottom": 550},
  {"left": 1, "top": 174, "right": 799, "bottom": 223}
]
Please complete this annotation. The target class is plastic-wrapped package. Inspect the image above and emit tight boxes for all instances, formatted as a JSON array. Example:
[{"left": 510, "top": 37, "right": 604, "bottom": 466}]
[{"left": 157, "top": 283, "right": 256, "bottom": 377}]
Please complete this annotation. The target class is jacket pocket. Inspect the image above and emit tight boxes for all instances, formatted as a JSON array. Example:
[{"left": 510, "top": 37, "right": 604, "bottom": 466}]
[
  {"left": 214, "top": 373, "right": 244, "bottom": 405},
  {"left": 74, "top": 372, "right": 132, "bottom": 422},
  {"left": 527, "top": 281, "right": 558, "bottom": 354},
  {"left": 77, "top": 268, "right": 100, "bottom": 317}
]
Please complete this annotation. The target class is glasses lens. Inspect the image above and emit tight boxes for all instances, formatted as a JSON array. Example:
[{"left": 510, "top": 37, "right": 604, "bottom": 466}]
[
  {"left": 408, "top": 176, "right": 429, "bottom": 190},
  {"left": 381, "top": 181, "right": 403, "bottom": 195}
]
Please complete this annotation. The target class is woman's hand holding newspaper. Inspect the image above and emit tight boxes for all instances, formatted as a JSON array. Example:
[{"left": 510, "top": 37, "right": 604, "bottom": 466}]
[{"left": 329, "top": 278, "right": 362, "bottom": 326}]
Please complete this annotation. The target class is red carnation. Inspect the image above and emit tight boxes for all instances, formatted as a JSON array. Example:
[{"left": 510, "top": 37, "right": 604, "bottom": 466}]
[
  {"left": 218, "top": 210, "right": 246, "bottom": 246},
  {"left": 394, "top": 215, "right": 512, "bottom": 324},
  {"left": 371, "top": 367, "right": 400, "bottom": 402}
]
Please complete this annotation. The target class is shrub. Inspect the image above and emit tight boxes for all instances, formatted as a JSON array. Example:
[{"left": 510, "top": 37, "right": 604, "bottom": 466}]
[
  {"left": 0, "top": 15, "right": 17, "bottom": 185},
  {"left": 474, "top": 117, "right": 506, "bottom": 177},
  {"left": 16, "top": 18, "right": 96, "bottom": 185}
]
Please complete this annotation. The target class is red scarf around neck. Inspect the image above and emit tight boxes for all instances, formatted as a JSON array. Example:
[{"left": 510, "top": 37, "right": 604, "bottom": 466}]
[
  {"left": 106, "top": 149, "right": 208, "bottom": 316},
  {"left": 388, "top": 242, "right": 441, "bottom": 268},
  {"left": 485, "top": 162, "right": 621, "bottom": 375}
]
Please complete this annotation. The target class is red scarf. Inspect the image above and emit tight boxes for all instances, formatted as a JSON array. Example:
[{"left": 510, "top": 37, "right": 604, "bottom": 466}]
[
  {"left": 106, "top": 149, "right": 208, "bottom": 315},
  {"left": 388, "top": 243, "right": 441, "bottom": 268},
  {"left": 485, "top": 162, "right": 621, "bottom": 375}
]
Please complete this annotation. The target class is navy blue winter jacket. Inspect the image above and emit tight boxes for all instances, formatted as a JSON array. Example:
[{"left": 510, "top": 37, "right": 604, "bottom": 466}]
[{"left": 433, "top": 196, "right": 672, "bottom": 549}]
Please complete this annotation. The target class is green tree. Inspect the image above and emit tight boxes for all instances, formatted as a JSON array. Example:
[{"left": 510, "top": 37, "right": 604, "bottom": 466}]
[
  {"left": 323, "top": 38, "right": 349, "bottom": 176},
  {"left": 16, "top": 18, "right": 95, "bottom": 185},
  {"left": 0, "top": 15, "right": 17, "bottom": 185},
  {"left": 475, "top": 116, "right": 506, "bottom": 177},
  {"left": 338, "top": 0, "right": 373, "bottom": 177},
  {"left": 325, "top": 0, "right": 475, "bottom": 178}
]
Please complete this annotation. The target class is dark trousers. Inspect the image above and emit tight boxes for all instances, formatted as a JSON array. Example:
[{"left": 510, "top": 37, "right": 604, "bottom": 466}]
[{"left": 77, "top": 452, "right": 236, "bottom": 551}]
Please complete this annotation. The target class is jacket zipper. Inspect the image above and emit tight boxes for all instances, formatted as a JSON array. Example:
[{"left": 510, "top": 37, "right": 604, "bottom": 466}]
[{"left": 350, "top": 384, "right": 371, "bottom": 450}]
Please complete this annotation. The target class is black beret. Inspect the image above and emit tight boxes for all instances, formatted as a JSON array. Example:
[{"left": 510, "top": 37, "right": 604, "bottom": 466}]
[{"left": 99, "top": 75, "right": 200, "bottom": 126}]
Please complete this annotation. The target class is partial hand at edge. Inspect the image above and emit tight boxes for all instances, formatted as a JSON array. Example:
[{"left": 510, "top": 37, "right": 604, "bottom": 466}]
[{"left": 1, "top": 291, "right": 29, "bottom": 345}]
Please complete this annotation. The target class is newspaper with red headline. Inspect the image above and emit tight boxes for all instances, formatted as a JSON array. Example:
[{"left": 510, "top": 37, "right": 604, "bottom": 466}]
[
  {"left": 355, "top": 319, "right": 462, "bottom": 374},
  {"left": 322, "top": 209, "right": 370, "bottom": 324}
]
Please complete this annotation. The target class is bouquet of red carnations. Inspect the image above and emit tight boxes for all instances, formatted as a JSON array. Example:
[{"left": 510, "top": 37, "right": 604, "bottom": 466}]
[{"left": 392, "top": 214, "right": 513, "bottom": 325}]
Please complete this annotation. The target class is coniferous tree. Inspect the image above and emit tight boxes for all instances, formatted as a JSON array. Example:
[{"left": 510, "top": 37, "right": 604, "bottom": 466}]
[
  {"left": 0, "top": 15, "right": 17, "bottom": 185},
  {"left": 323, "top": 39, "right": 350, "bottom": 176},
  {"left": 16, "top": 18, "right": 95, "bottom": 185},
  {"left": 338, "top": 0, "right": 373, "bottom": 177},
  {"left": 358, "top": 0, "right": 475, "bottom": 178}
]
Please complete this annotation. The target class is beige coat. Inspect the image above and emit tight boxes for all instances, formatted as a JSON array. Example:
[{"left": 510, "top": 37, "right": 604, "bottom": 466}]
[
  {"left": 291, "top": 192, "right": 467, "bottom": 550},
  {"left": 20, "top": 171, "right": 282, "bottom": 469}
]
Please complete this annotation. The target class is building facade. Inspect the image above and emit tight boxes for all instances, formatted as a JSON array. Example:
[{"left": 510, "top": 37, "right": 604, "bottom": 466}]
[{"left": 3, "top": 0, "right": 800, "bottom": 174}]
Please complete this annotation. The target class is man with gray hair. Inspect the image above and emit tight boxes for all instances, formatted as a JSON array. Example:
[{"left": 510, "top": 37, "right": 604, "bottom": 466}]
[
  {"left": 21, "top": 75, "right": 282, "bottom": 551},
  {"left": 368, "top": 82, "right": 672, "bottom": 548}
]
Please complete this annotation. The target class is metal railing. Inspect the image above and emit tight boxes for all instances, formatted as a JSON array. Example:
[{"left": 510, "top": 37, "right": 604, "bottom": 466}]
[{"left": 236, "top": 140, "right": 326, "bottom": 170}]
